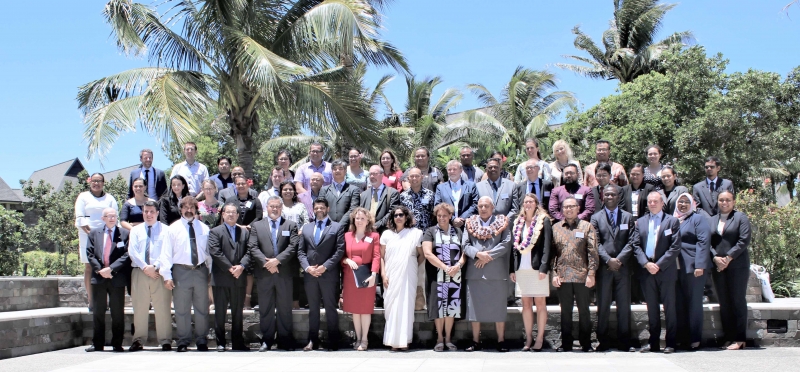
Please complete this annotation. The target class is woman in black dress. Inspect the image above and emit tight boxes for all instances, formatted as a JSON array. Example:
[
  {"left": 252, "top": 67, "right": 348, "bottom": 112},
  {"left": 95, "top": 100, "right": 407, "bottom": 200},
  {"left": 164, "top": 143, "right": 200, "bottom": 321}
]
[
  {"left": 159, "top": 175, "right": 189, "bottom": 225},
  {"left": 120, "top": 178, "right": 154, "bottom": 230}
]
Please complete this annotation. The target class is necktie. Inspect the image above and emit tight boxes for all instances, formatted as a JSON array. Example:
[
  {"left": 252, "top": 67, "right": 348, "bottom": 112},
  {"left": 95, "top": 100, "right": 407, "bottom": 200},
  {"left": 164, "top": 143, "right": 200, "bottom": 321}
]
[
  {"left": 369, "top": 188, "right": 379, "bottom": 216},
  {"left": 144, "top": 225, "right": 151, "bottom": 265},
  {"left": 646, "top": 218, "right": 657, "bottom": 259},
  {"left": 144, "top": 169, "right": 150, "bottom": 196},
  {"left": 103, "top": 229, "right": 112, "bottom": 267},
  {"left": 610, "top": 211, "right": 616, "bottom": 229},
  {"left": 491, "top": 181, "right": 498, "bottom": 199},
  {"left": 336, "top": 183, "right": 342, "bottom": 196},
  {"left": 271, "top": 220, "right": 279, "bottom": 256},
  {"left": 710, "top": 181, "right": 716, "bottom": 193},
  {"left": 597, "top": 186, "right": 604, "bottom": 202},
  {"left": 314, "top": 221, "right": 323, "bottom": 244},
  {"left": 188, "top": 222, "right": 199, "bottom": 266},
  {"left": 529, "top": 182, "right": 535, "bottom": 195}
]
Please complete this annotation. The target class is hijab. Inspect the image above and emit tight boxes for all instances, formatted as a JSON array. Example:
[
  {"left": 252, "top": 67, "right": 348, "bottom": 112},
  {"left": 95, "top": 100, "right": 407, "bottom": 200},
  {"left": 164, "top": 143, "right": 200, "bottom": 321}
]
[{"left": 672, "top": 192, "right": 696, "bottom": 224}]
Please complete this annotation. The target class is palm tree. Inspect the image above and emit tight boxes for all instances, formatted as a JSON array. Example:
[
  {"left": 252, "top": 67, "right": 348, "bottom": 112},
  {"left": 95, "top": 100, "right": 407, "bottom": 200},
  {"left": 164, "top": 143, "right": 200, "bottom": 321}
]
[
  {"left": 77, "top": 0, "right": 408, "bottom": 177},
  {"left": 450, "top": 67, "right": 576, "bottom": 155},
  {"left": 557, "top": 0, "right": 693, "bottom": 84}
]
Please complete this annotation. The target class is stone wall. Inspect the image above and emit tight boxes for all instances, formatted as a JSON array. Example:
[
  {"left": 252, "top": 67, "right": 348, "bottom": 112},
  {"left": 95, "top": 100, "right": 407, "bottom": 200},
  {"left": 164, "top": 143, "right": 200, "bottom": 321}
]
[
  {"left": 0, "top": 311, "right": 83, "bottom": 359},
  {"left": 0, "top": 278, "right": 59, "bottom": 312}
]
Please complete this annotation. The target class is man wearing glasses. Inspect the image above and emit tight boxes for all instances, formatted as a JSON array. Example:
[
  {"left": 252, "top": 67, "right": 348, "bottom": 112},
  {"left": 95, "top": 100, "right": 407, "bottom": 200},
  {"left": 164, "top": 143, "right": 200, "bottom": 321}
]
[
  {"left": 295, "top": 142, "right": 332, "bottom": 194},
  {"left": 692, "top": 156, "right": 735, "bottom": 216}
]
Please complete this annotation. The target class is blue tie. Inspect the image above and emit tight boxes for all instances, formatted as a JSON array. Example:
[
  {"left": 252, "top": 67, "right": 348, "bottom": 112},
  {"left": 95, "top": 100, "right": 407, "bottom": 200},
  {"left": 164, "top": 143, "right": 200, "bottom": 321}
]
[
  {"left": 271, "top": 220, "right": 279, "bottom": 256},
  {"left": 314, "top": 220, "right": 323, "bottom": 244},
  {"left": 646, "top": 218, "right": 657, "bottom": 259}
]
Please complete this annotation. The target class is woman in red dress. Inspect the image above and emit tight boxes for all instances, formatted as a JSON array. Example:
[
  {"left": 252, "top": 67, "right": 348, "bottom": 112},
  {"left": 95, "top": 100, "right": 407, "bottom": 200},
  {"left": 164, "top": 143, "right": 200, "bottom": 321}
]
[{"left": 342, "top": 207, "right": 381, "bottom": 351}]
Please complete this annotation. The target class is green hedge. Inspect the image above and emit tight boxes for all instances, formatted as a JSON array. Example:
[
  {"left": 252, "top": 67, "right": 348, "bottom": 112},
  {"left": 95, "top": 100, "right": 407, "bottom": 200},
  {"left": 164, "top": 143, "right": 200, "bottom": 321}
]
[{"left": 18, "top": 251, "right": 83, "bottom": 277}]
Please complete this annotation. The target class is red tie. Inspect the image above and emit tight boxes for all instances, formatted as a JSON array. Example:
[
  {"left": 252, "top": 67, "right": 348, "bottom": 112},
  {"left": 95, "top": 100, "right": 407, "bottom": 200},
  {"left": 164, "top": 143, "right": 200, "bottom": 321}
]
[{"left": 103, "top": 229, "right": 112, "bottom": 267}]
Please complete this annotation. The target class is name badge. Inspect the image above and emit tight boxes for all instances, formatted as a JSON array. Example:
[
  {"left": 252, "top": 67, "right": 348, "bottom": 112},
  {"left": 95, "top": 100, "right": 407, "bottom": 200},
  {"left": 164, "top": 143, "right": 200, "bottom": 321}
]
[
  {"left": 620, "top": 223, "right": 629, "bottom": 230},
  {"left": 575, "top": 231, "right": 585, "bottom": 238},
  {"left": 388, "top": 176, "right": 396, "bottom": 181},
  {"left": 664, "top": 228, "right": 672, "bottom": 236},
  {"left": 281, "top": 231, "right": 290, "bottom": 236},
  {"left": 116, "top": 242, "right": 125, "bottom": 248},
  {"left": 365, "top": 236, "right": 373, "bottom": 243},
  {"left": 245, "top": 201, "right": 252, "bottom": 208},
  {"left": 574, "top": 194, "right": 583, "bottom": 200},
  {"left": 501, "top": 193, "right": 509, "bottom": 199},
  {"left": 543, "top": 192, "right": 550, "bottom": 197}
]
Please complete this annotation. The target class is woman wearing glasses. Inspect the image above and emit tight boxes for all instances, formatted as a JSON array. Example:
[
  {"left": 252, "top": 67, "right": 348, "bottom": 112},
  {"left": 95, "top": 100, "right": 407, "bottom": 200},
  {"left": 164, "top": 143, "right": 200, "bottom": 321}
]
[{"left": 380, "top": 206, "right": 424, "bottom": 351}]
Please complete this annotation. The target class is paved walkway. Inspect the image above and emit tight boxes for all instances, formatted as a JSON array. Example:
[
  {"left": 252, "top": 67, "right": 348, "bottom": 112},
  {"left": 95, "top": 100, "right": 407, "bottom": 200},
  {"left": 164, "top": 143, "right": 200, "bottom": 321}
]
[{"left": 2, "top": 346, "right": 799, "bottom": 372}]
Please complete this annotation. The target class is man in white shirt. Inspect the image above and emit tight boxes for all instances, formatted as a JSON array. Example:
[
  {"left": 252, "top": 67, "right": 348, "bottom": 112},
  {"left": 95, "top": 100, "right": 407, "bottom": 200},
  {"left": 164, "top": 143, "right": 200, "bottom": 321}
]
[
  {"left": 159, "top": 196, "right": 212, "bottom": 352},
  {"left": 128, "top": 201, "right": 173, "bottom": 351},
  {"left": 170, "top": 142, "right": 209, "bottom": 196},
  {"left": 258, "top": 167, "right": 287, "bottom": 211}
]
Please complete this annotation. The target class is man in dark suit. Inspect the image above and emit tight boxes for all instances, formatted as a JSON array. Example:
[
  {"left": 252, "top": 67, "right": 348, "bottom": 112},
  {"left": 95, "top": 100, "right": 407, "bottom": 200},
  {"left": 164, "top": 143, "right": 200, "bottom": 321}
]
[
  {"left": 476, "top": 157, "right": 517, "bottom": 220},
  {"left": 219, "top": 167, "right": 258, "bottom": 203},
  {"left": 297, "top": 199, "right": 345, "bottom": 351},
  {"left": 435, "top": 160, "right": 478, "bottom": 229},
  {"left": 512, "top": 159, "right": 554, "bottom": 212},
  {"left": 360, "top": 165, "right": 400, "bottom": 234},
  {"left": 248, "top": 196, "right": 300, "bottom": 352},
  {"left": 318, "top": 159, "right": 360, "bottom": 230},
  {"left": 128, "top": 148, "right": 167, "bottom": 199},
  {"left": 591, "top": 185, "right": 635, "bottom": 352},
  {"left": 208, "top": 203, "right": 252, "bottom": 352},
  {"left": 631, "top": 192, "right": 681, "bottom": 353},
  {"left": 591, "top": 162, "right": 627, "bottom": 213},
  {"left": 692, "top": 156, "right": 735, "bottom": 216},
  {"left": 85, "top": 208, "right": 131, "bottom": 352}
]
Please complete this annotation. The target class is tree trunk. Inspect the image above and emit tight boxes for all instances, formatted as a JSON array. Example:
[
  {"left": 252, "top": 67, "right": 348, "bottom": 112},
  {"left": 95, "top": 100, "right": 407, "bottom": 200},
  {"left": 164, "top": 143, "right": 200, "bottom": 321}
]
[{"left": 229, "top": 111, "right": 259, "bottom": 180}]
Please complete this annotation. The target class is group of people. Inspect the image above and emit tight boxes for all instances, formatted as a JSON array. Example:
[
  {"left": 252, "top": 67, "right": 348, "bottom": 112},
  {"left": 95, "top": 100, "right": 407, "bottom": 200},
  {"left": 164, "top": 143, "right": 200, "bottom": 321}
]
[{"left": 75, "top": 139, "right": 751, "bottom": 354}]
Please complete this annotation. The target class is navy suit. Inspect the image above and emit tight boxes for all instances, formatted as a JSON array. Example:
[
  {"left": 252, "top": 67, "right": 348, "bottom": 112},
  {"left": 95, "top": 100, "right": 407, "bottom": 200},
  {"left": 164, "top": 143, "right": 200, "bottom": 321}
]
[
  {"left": 675, "top": 211, "right": 712, "bottom": 345},
  {"left": 208, "top": 223, "right": 251, "bottom": 348},
  {"left": 631, "top": 212, "right": 681, "bottom": 349},
  {"left": 86, "top": 226, "right": 131, "bottom": 349},
  {"left": 434, "top": 179, "right": 478, "bottom": 220},
  {"left": 128, "top": 166, "right": 167, "bottom": 199}
]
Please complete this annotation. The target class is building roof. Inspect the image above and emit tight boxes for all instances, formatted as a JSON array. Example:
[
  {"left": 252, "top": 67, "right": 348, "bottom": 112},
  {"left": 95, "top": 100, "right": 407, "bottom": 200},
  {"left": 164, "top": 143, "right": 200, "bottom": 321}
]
[
  {"left": 103, "top": 164, "right": 139, "bottom": 185},
  {"left": 12, "top": 189, "right": 27, "bottom": 203},
  {"left": 27, "top": 158, "right": 85, "bottom": 192},
  {"left": 0, "top": 177, "right": 22, "bottom": 203}
]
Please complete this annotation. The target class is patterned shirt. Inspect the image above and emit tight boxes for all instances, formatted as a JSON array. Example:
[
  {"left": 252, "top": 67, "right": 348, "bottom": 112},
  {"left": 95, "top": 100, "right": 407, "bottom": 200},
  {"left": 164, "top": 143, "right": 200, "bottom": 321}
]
[
  {"left": 551, "top": 219, "right": 599, "bottom": 283},
  {"left": 399, "top": 187, "right": 435, "bottom": 231}
]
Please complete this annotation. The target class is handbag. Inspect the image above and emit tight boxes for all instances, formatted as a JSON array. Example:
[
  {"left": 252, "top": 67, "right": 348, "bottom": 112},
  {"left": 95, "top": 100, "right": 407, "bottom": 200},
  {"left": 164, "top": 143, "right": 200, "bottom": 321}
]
[{"left": 750, "top": 264, "right": 775, "bottom": 303}]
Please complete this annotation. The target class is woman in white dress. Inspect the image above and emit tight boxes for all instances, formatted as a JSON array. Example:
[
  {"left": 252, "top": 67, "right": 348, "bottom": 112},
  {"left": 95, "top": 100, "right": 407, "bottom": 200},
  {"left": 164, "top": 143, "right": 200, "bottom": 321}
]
[
  {"left": 380, "top": 205, "right": 424, "bottom": 350},
  {"left": 74, "top": 173, "right": 118, "bottom": 311}
]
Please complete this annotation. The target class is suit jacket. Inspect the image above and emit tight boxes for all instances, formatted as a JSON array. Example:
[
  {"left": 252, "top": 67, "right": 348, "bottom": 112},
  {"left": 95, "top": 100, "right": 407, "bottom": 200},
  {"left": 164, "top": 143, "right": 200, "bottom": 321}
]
[
  {"left": 434, "top": 180, "right": 478, "bottom": 220},
  {"left": 318, "top": 182, "right": 360, "bottom": 228},
  {"left": 591, "top": 184, "right": 628, "bottom": 214},
  {"left": 128, "top": 166, "right": 167, "bottom": 199},
  {"left": 359, "top": 185, "right": 400, "bottom": 232},
  {"left": 677, "top": 211, "right": 712, "bottom": 273},
  {"left": 590, "top": 208, "right": 634, "bottom": 267},
  {"left": 709, "top": 210, "right": 752, "bottom": 270},
  {"left": 631, "top": 213, "right": 682, "bottom": 280},
  {"left": 620, "top": 183, "right": 655, "bottom": 218},
  {"left": 248, "top": 217, "right": 300, "bottom": 278},
  {"left": 297, "top": 219, "right": 346, "bottom": 281},
  {"left": 224, "top": 192, "right": 263, "bottom": 226},
  {"left": 476, "top": 178, "right": 517, "bottom": 219},
  {"left": 208, "top": 223, "right": 251, "bottom": 286},
  {"left": 512, "top": 178, "right": 554, "bottom": 214},
  {"left": 509, "top": 216, "right": 552, "bottom": 273},
  {"left": 218, "top": 187, "right": 259, "bottom": 204},
  {"left": 659, "top": 185, "right": 689, "bottom": 215},
  {"left": 463, "top": 216, "right": 512, "bottom": 280},
  {"left": 86, "top": 226, "right": 131, "bottom": 287},
  {"left": 692, "top": 178, "right": 735, "bottom": 216},
  {"left": 548, "top": 184, "right": 595, "bottom": 221}
]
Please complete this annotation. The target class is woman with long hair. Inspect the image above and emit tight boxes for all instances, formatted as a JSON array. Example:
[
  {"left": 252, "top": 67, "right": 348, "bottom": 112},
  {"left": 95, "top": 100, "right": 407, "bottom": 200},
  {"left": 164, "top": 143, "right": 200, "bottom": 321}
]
[
  {"left": 380, "top": 149, "right": 404, "bottom": 192},
  {"left": 159, "top": 175, "right": 189, "bottom": 225},
  {"left": 549, "top": 140, "right": 583, "bottom": 188},
  {"left": 341, "top": 207, "right": 381, "bottom": 351},
  {"left": 120, "top": 178, "right": 153, "bottom": 231}
]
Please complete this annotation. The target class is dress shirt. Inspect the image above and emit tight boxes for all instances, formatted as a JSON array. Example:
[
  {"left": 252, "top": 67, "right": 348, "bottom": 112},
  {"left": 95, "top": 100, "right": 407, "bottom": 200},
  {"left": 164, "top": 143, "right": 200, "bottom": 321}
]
[
  {"left": 225, "top": 223, "right": 236, "bottom": 242},
  {"left": 129, "top": 222, "right": 164, "bottom": 269},
  {"left": 103, "top": 226, "right": 116, "bottom": 267},
  {"left": 269, "top": 218, "right": 281, "bottom": 256},
  {"left": 314, "top": 217, "right": 330, "bottom": 244},
  {"left": 526, "top": 179, "right": 541, "bottom": 201},
  {"left": 333, "top": 180, "right": 346, "bottom": 195},
  {"left": 450, "top": 180, "right": 462, "bottom": 216},
  {"left": 295, "top": 160, "right": 333, "bottom": 191},
  {"left": 369, "top": 184, "right": 385, "bottom": 201},
  {"left": 171, "top": 160, "right": 209, "bottom": 196},
  {"left": 707, "top": 177, "right": 718, "bottom": 191},
  {"left": 604, "top": 207, "right": 619, "bottom": 228},
  {"left": 552, "top": 219, "right": 598, "bottom": 283},
  {"left": 159, "top": 217, "right": 210, "bottom": 280},
  {"left": 257, "top": 188, "right": 280, "bottom": 211},
  {"left": 646, "top": 212, "right": 663, "bottom": 259},
  {"left": 461, "top": 165, "right": 479, "bottom": 182},
  {"left": 137, "top": 167, "right": 157, "bottom": 199}
]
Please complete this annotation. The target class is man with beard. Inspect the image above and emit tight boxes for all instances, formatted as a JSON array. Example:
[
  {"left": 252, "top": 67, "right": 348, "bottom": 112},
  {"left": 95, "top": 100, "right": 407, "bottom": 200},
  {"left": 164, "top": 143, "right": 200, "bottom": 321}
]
[{"left": 549, "top": 164, "right": 595, "bottom": 222}]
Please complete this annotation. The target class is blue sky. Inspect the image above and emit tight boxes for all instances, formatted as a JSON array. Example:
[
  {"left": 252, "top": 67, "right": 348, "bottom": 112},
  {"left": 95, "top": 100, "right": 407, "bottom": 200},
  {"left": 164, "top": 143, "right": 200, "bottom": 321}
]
[{"left": 1, "top": 0, "right": 799, "bottom": 186}]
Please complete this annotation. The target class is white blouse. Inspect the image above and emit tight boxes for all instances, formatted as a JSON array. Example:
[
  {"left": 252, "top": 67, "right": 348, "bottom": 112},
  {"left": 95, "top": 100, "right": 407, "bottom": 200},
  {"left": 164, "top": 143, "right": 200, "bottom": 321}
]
[{"left": 74, "top": 191, "right": 119, "bottom": 229}]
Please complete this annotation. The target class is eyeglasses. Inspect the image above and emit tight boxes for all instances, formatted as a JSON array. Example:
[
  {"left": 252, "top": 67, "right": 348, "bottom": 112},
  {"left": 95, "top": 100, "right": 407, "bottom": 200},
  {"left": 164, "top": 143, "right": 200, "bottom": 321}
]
[
  {"left": 393, "top": 213, "right": 406, "bottom": 218},
  {"left": 309, "top": 150, "right": 322, "bottom": 154},
  {"left": 704, "top": 165, "right": 717, "bottom": 169},
  {"left": 563, "top": 205, "right": 580, "bottom": 210}
]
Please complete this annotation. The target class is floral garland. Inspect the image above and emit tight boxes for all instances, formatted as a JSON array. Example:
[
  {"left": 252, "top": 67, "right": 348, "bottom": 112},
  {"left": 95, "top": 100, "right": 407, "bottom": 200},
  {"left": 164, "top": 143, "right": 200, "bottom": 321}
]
[
  {"left": 512, "top": 213, "right": 546, "bottom": 254},
  {"left": 465, "top": 214, "right": 508, "bottom": 240}
]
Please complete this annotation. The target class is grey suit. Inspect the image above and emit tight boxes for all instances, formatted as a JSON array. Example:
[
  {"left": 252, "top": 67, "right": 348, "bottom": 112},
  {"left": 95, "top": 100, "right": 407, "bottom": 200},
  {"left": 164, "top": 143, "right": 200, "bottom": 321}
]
[
  {"left": 359, "top": 185, "right": 400, "bottom": 233},
  {"left": 434, "top": 180, "right": 478, "bottom": 220},
  {"left": 463, "top": 216, "right": 512, "bottom": 322},
  {"left": 659, "top": 186, "right": 689, "bottom": 215},
  {"left": 476, "top": 178, "right": 517, "bottom": 220},
  {"left": 692, "top": 178, "right": 734, "bottom": 216},
  {"left": 208, "top": 223, "right": 251, "bottom": 348},
  {"left": 318, "top": 182, "right": 360, "bottom": 229},
  {"left": 218, "top": 187, "right": 259, "bottom": 204},
  {"left": 591, "top": 184, "right": 628, "bottom": 214},
  {"left": 512, "top": 178, "right": 554, "bottom": 212},
  {"left": 590, "top": 208, "right": 634, "bottom": 349},
  {"left": 461, "top": 165, "right": 484, "bottom": 183}
]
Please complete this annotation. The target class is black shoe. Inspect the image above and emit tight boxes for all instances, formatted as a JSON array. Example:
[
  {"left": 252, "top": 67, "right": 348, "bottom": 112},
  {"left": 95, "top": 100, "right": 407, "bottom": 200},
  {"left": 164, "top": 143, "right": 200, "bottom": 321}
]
[
  {"left": 596, "top": 344, "right": 610, "bottom": 352},
  {"left": 259, "top": 343, "right": 271, "bottom": 352},
  {"left": 197, "top": 344, "right": 208, "bottom": 352},
  {"left": 113, "top": 346, "right": 124, "bottom": 352},
  {"left": 162, "top": 344, "right": 172, "bottom": 351},
  {"left": 327, "top": 343, "right": 339, "bottom": 351},
  {"left": 628, "top": 346, "right": 637, "bottom": 352},
  {"left": 557, "top": 346, "right": 573, "bottom": 352},
  {"left": 217, "top": 345, "right": 226, "bottom": 352},
  {"left": 232, "top": 345, "right": 251, "bottom": 352},
  {"left": 177, "top": 345, "right": 188, "bottom": 352},
  {"left": 663, "top": 347, "right": 675, "bottom": 354},
  {"left": 129, "top": 341, "right": 143, "bottom": 352},
  {"left": 465, "top": 341, "right": 481, "bottom": 352},
  {"left": 582, "top": 346, "right": 595, "bottom": 352},
  {"left": 85, "top": 345, "right": 102, "bottom": 352},
  {"left": 496, "top": 341, "right": 509, "bottom": 352}
]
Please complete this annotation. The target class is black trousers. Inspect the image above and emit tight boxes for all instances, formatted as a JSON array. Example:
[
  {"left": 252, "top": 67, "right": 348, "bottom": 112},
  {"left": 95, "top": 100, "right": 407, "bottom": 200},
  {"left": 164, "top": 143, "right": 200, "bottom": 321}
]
[
  {"left": 91, "top": 281, "right": 126, "bottom": 348},
  {"left": 676, "top": 271, "right": 706, "bottom": 344},
  {"left": 557, "top": 282, "right": 592, "bottom": 348},
  {"left": 712, "top": 266, "right": 749, "bottom": 342},
  {"left": 212, "top": 285, "right": 246, "bottom": 348},
  {"left": 304, "top": 273, "right": 340, "bottom": 345},
  {"left": 641, "top": 272, "right": 677, "bottom": 349},
  {"left": 596, "top": 265, "right": 631, "bottom": 348},
  {"left": 256, "top": 274, "right": 295, "bottom": 347}
]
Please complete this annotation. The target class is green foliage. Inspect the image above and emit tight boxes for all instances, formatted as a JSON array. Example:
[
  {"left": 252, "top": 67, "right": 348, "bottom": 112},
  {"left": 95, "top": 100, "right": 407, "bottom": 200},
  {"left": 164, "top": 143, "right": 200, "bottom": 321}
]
[
  {"left": 18, "top": 252, "right": 82, "bottom": 277},
  {"left": 0, "top": 206, "right": 26, "bottom": 275},
  {"left": 737, "top": 189, "right": 800, "bottom": 297},
  {"left": 552, "top": 46, "right": 800, "bottom": 192}
]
